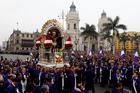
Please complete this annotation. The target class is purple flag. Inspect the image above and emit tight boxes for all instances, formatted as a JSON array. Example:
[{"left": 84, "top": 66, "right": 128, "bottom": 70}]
[
  {"left": 89, "top": 48, "right": 93, "bottom": 56},
  {"left": 134, "top": 48, "right": 139, "bottom": 63},
  {"left": 120, "top": 48, "right": 125, "bottom": 60},
  {"left": 98, "top": 48, "right": 104, "bottom": 58}
]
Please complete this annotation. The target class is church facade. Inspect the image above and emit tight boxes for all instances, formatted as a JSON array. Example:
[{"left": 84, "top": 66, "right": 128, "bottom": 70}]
[
  {"left": 66, "top": 2, "right": 81, "bottom": 51},
  {"left": 66, "top": 3, "right": 110, "bottom": 52},
  {"left": 97, "top": 11, "right": 111, "bottom": 52}
]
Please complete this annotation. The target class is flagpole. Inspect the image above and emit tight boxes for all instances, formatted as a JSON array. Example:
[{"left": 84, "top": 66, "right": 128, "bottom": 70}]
[{"left": 17, "top": 22, "right": 19, "bottom": 30}]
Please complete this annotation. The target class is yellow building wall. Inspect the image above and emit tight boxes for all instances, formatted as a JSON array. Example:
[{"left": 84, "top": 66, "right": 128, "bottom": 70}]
[{"left": 115, "top": 31, "right": 140, "bottom": 53}]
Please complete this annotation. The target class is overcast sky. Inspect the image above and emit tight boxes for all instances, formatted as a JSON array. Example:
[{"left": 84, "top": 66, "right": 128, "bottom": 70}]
[{"left": 0, "top": 0, "right": 140, "bottom": 45}]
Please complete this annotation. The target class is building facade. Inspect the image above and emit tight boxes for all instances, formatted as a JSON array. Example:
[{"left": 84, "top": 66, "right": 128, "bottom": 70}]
[
  {"left": 7, "top": 29, "right": 40, "bottom": 51},
  {"left": 6, "top": 3, "right": 113, "bottom": 53},
  {"left": 115, "top": 31, "right": 140, "bottom": 53},
  {"left": 66, "top": 2, "right": 81, "bottom": 51},
  {"left": 97, "top": 11, "right": 111, "bottom": 52},
  {"left": 66, "top": 2, "right": 98, "bottom": 52}
]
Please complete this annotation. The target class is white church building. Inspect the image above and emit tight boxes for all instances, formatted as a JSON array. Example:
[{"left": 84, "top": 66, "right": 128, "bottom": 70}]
[{"left": 65, "top": 2, "right": 111, "bottom": 52}]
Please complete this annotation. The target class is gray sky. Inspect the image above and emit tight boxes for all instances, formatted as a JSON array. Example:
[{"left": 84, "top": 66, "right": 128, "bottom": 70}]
[{"left": 0, "top": 0, "right": 140, "bottom": 45}]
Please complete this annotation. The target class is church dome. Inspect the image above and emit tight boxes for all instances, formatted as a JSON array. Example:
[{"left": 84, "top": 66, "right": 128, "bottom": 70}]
[
  {"left": 101, "top": 10, "right": 106, "bottom": 17},
  {"left": 70, "top": 2, "right": 76, "bottom": 12}
]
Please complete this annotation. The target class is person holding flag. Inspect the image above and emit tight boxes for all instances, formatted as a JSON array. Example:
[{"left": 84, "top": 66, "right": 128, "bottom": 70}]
[
  {"left": 131, "top": 72, "right": 140, "bottom": 93},
  {"left": 134, "top": 48, "right": 140, "bottom": 79},
  {"left": 134, "top": 47, "right": 139, "bottom": 63},
  {"left": 98, "top": 48, "right": 104, "bottom": 59},
  {"left": 71, "top": 50, "right": 75, "bottom": 57},
  {"left": 89, "top": 48, "right": 93, "bottom": 57},
  {"left": 120, "top": 48, "right": 125, "bottom": 60}
]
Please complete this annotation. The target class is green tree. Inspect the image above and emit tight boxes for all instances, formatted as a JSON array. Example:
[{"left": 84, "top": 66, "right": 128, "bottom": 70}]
[
  {"left": 81, "top": 24, "right": 98, "bottom": 51},
  {"left": 131, "top": 33, "right": 140, "bottom": 49},
  {"left": 119, "top": 31, "right": 131, "bottom": 53},
  {"left": 102, "top": 16, "right": 127, "bottom": 54}
]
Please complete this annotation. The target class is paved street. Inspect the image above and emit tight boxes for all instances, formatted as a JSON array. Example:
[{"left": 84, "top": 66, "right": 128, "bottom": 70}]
[
  {"left": 94, "top": 84, "right": 129, "bottom": 93},
  {"left": 0, "top": 54, "right": 31, "bottom": 60},
  {"left": 94, "top": 84, "right": 111, "bottom": 93}
]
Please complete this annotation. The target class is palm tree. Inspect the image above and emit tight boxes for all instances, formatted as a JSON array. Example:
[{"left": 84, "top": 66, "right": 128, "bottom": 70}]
[
  {"left": 81, "top": 24, "right": 98, "bottom": 51},
  {"left": 119, "top": 31, "right": 131, "bottom": 53},
  {"left": 131, "top": 33, "right": 140, "bottom": 49},
  {"left": 102, "top": 16, "right": 127, "bottom": 54}
]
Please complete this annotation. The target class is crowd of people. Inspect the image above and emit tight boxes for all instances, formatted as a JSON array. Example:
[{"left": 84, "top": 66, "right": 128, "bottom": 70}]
[{"left": 0, "top": 52, "right": 140, "bottom": 93}]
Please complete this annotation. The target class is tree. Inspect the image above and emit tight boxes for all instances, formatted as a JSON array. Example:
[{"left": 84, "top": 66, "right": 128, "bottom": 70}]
[
  {"left": 131, "top": 33, "right": 140, "bottom": 49},
  {"left": 81, "top": 24, "right": 98, "bottom": 51},
  {"left": 119, "top": 31, "right": 131, "bottom": 53},
  {"left": 102, "top": 16, "right": 127, "bottom": 54}
]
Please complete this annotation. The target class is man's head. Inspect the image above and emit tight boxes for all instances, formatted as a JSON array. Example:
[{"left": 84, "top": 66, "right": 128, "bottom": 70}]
[
  {"left": 12, "top": 66, "right": 17, "bottom": 74},
  {"left": 8, "top": 74, "right": 15, "bottom": 80},
  {"left": 16, "top": 73, "right": 22, "bottom": 80},
  {"left": 41, "top": 85, "right": 49, "bottom": 93},
  {"left": 133, "top": 72, "right": 138, "bottom": 78},
  {"left": 12, "top": 77, "right": 20, "bottom": 86},
  {"left": 22, "top": 67, "right": 26, "bottom": 73},
  {"left": 116, "top": 83, "right": 123, "bottom": 90},
  {"left": 116, "top": 69, "right": 120, "bottom": 74},
  {"left": 0, "top": 66, "right": 4, "bottom": 74}
]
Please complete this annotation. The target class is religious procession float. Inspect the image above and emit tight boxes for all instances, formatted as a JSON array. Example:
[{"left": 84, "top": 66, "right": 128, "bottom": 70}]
[{"left": 35, "top": 19, "right": 72, "bottom": 68}]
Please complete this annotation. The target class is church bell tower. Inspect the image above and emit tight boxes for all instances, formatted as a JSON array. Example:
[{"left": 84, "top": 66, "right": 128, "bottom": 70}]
[{"left": 66, "top": 2, "right": 80, "bottom": 51}]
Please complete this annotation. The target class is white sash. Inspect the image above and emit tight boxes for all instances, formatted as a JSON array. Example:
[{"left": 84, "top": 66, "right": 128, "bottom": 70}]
[
  {"left": 116, "top": 74, "right": 121, "bottom": 83},
  {"left": 100, "top": 68, "right": 102, "bottom": 83},
  {"left": 39, "top": 72, "right": 41, "bottom": 86},
  {"left": 62, "top": 72, "right": 64, "bottom": 90},
  {"left": 109, "top": 69, "right": 112, "bottom": 80},
  {"left": 16, "top": 88, "right": 20, "bottom": 93},
  {"left": 133, "top": 79, "right": 137, "bottom": 93},
  {"left": 75, "top": 77, "right": 77, "bottom": 89},
  {"left": 51, "top": 78, "right": 54, "bottom": 84},
  {"left": 74, "top": 73, "right": 77, "bottom": 89},
  {"left": 21, "top": 79, "right": 27, "bottom": 93}
]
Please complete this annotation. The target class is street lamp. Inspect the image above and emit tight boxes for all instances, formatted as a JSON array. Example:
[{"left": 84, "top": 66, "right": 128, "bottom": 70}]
[{"left": 74, "top": 36, "right": 79, "bottom": 51}]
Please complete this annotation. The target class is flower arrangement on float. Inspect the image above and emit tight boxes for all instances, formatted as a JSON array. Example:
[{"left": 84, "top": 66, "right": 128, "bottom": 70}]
[
  {"left": 44, "top": 34, "right": 53, "bottom": 49},
  {"left": 65, "top": 36, "right": 73, "bottom": 50}
]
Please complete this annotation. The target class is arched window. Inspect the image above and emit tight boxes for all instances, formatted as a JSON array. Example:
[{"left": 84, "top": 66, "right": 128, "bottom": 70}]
[
  {"left": 31, "top": 34, "right": 33, "bottom": 38},
  {"left": 68, "top": 24, "right": 70, "bottom": 30},
  {"left": 16, "top": 47, "right": 19, "bottom": 50},
  {"left": 16, "top": 40, "right": 19, "bottom": 44},
  {"left": 17, "top": 34, "right": 19, "bottom": 37},
  {"left": 27, "top": 34, "right": 29, "bottom": 37},
  {"left": 22, "top": 34, "right": 24, "bottom": 37},
  {"left": 74, "top": 23, "right": 76, "bottom": 29}
]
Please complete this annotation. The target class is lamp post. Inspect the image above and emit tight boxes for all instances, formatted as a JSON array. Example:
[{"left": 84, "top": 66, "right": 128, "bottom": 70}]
[{"left": 74, "top": 36, "right": 79, "bottom": 51}]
